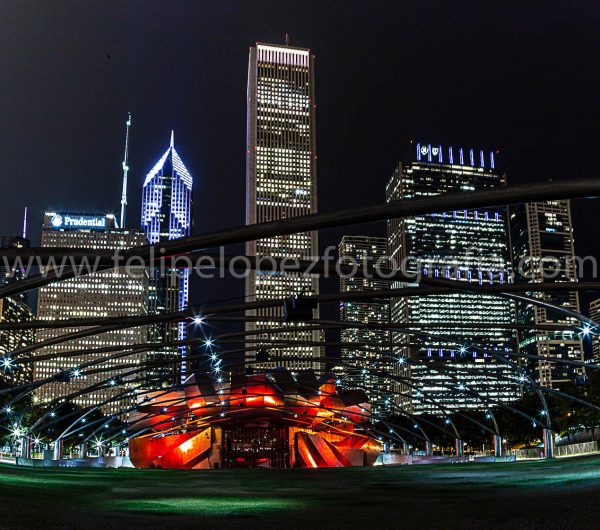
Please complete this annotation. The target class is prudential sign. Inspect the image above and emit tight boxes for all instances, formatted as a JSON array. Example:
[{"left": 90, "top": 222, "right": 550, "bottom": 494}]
[{"left": 49, "top": 213, "right": 107, "bottom": 229}]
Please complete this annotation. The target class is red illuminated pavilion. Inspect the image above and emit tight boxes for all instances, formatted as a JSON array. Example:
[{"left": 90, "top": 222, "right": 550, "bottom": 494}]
[{"left": 128, "top": 369, "right": 382, "bottom": 469}]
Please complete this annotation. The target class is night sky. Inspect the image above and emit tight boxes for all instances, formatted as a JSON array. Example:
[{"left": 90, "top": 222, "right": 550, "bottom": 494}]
[{"left": 2, "top": 1, "right": 600, "bottom": 325}]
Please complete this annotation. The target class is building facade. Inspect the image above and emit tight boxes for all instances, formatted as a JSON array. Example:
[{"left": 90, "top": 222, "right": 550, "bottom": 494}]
[
  {"left": 386, "top": 143, "right": 520, "bottom": 414},
  {"left": 141, "top": 132, "right": 193, "bottom": 383},
  {"left": 34, "top": 212, "right": 148, "bottom": 415},
  {"left": 509, "top": 200, "right": 584, "bottom": 387},
  {"left": 338, "top": 235, "right": 392, "bottom": 416},
  {"left": 245, "top": 42, "right": 321, "bottom": 372},
  {"left": 0, "top": 235, "right": 34, "bottom": 385}
]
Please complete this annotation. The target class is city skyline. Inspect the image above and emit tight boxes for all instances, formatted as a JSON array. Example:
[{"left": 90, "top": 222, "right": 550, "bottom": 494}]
[
  {"left": 0, "top": 30, "right": 598, "bottom": 367},
  {"left": 2, "top": 2, "right": 599, "bottom": 327},
  {"left": 2, "top": 4, "right": 600, "bottom": 527},
  {"left": 0, "top": 1, "right": 595, "bottom": 439}
]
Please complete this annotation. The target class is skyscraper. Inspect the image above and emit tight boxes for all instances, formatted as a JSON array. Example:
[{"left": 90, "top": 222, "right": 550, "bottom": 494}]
[
  {"left": 0, "top": 235, "right": 34, "bottom": 386},
  {"left": 141, "top": 132, "right": 193, "bottom": 383},
  {"left": 338, "top": 235, "right": 392, "bottom": 416},
  {"left": 386, "top": 143, "right": 520, "bottom": 414},
  {"left": 245, "top": 42, "right": 321, "bottom": 371},
  {"left": 34, "top": 212, "right": 148, "bottom": 415},
  {"left": 0, "top": 296, "right": 34, "bottom": 386},
  {"left": 509, "top": 200, "right": 584, "bottom": 387}
]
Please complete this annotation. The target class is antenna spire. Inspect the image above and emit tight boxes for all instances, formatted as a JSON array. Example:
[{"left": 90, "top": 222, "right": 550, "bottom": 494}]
[
  {"left": 119, "top": 112, "right": 132, "bottom": 229},
  {"left": 285, "top": 33, "right": 290, "bottom": 46},
  {"left": 22, "top": 207, "right": 27, "bottom": 239},
  {"left": 170, "top": 129, "right": 174, "bottom": 148}
]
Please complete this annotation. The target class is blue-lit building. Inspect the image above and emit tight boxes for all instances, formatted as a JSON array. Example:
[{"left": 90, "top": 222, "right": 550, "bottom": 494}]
[
  {"left": 386, "top": 142, "right": 520, "bottom": 414},
  {"left": 141, "top": 132, "right": 193, "bottom": 384}
]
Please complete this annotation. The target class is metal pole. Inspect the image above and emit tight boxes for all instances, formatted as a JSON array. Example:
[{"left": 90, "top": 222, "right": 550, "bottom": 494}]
[
  {"left": 455, "top": 439, "right": 464, "bottom": 457},
  {"left": 543, "top": 429, "right": 555, "bottom": 459},
  {"left": 493, "top": 434, "right": 503, "bottom": 457}
]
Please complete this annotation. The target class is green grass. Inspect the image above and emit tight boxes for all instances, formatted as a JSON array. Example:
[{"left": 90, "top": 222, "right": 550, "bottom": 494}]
[
  {"left": 1, "top": 456, "right": 600, "bottom": 529},
  {"left": 111, "top": 497, "right": 304, "bottom": 515}
]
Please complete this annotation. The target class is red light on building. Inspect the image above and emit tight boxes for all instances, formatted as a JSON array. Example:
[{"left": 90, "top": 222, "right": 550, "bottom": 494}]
[{"left": 128, "top": 370, "right": 382, "bottom": 469}]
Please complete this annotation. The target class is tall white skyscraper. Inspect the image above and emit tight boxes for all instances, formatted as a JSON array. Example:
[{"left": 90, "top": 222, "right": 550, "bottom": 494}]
[
  {"left": 34, "top": 212, "right": 148, "bottom": 416},
  {"left": 245, "top": 42, "right": 321, "bottom": 371}
]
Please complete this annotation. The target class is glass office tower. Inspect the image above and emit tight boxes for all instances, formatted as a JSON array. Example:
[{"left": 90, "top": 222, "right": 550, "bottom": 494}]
[
  {"left": 0, "top": 235, "right": 34, "bottom": 386},
  {"left": 509, "top": 200, "right": 584, "bottom": 387},
  {"left": 338, "top": 235, "right": 392, "bottom": 416},
  {"left": 35, "top": 212, "right": 148, "bottom": 415},
  {"left": 141, "top": 133, "right": 193, "bottom": 384},
  {"left": 245, "top": 42, "right": 321, "bottom": 372},
  {"left": 386, "top": 143, "right": 520, "bottom": 414}
]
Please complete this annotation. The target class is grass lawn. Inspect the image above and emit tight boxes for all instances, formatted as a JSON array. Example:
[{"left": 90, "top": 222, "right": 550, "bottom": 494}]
[{"left": 0, "top": 455, "right": 599, "bottom": 529}]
